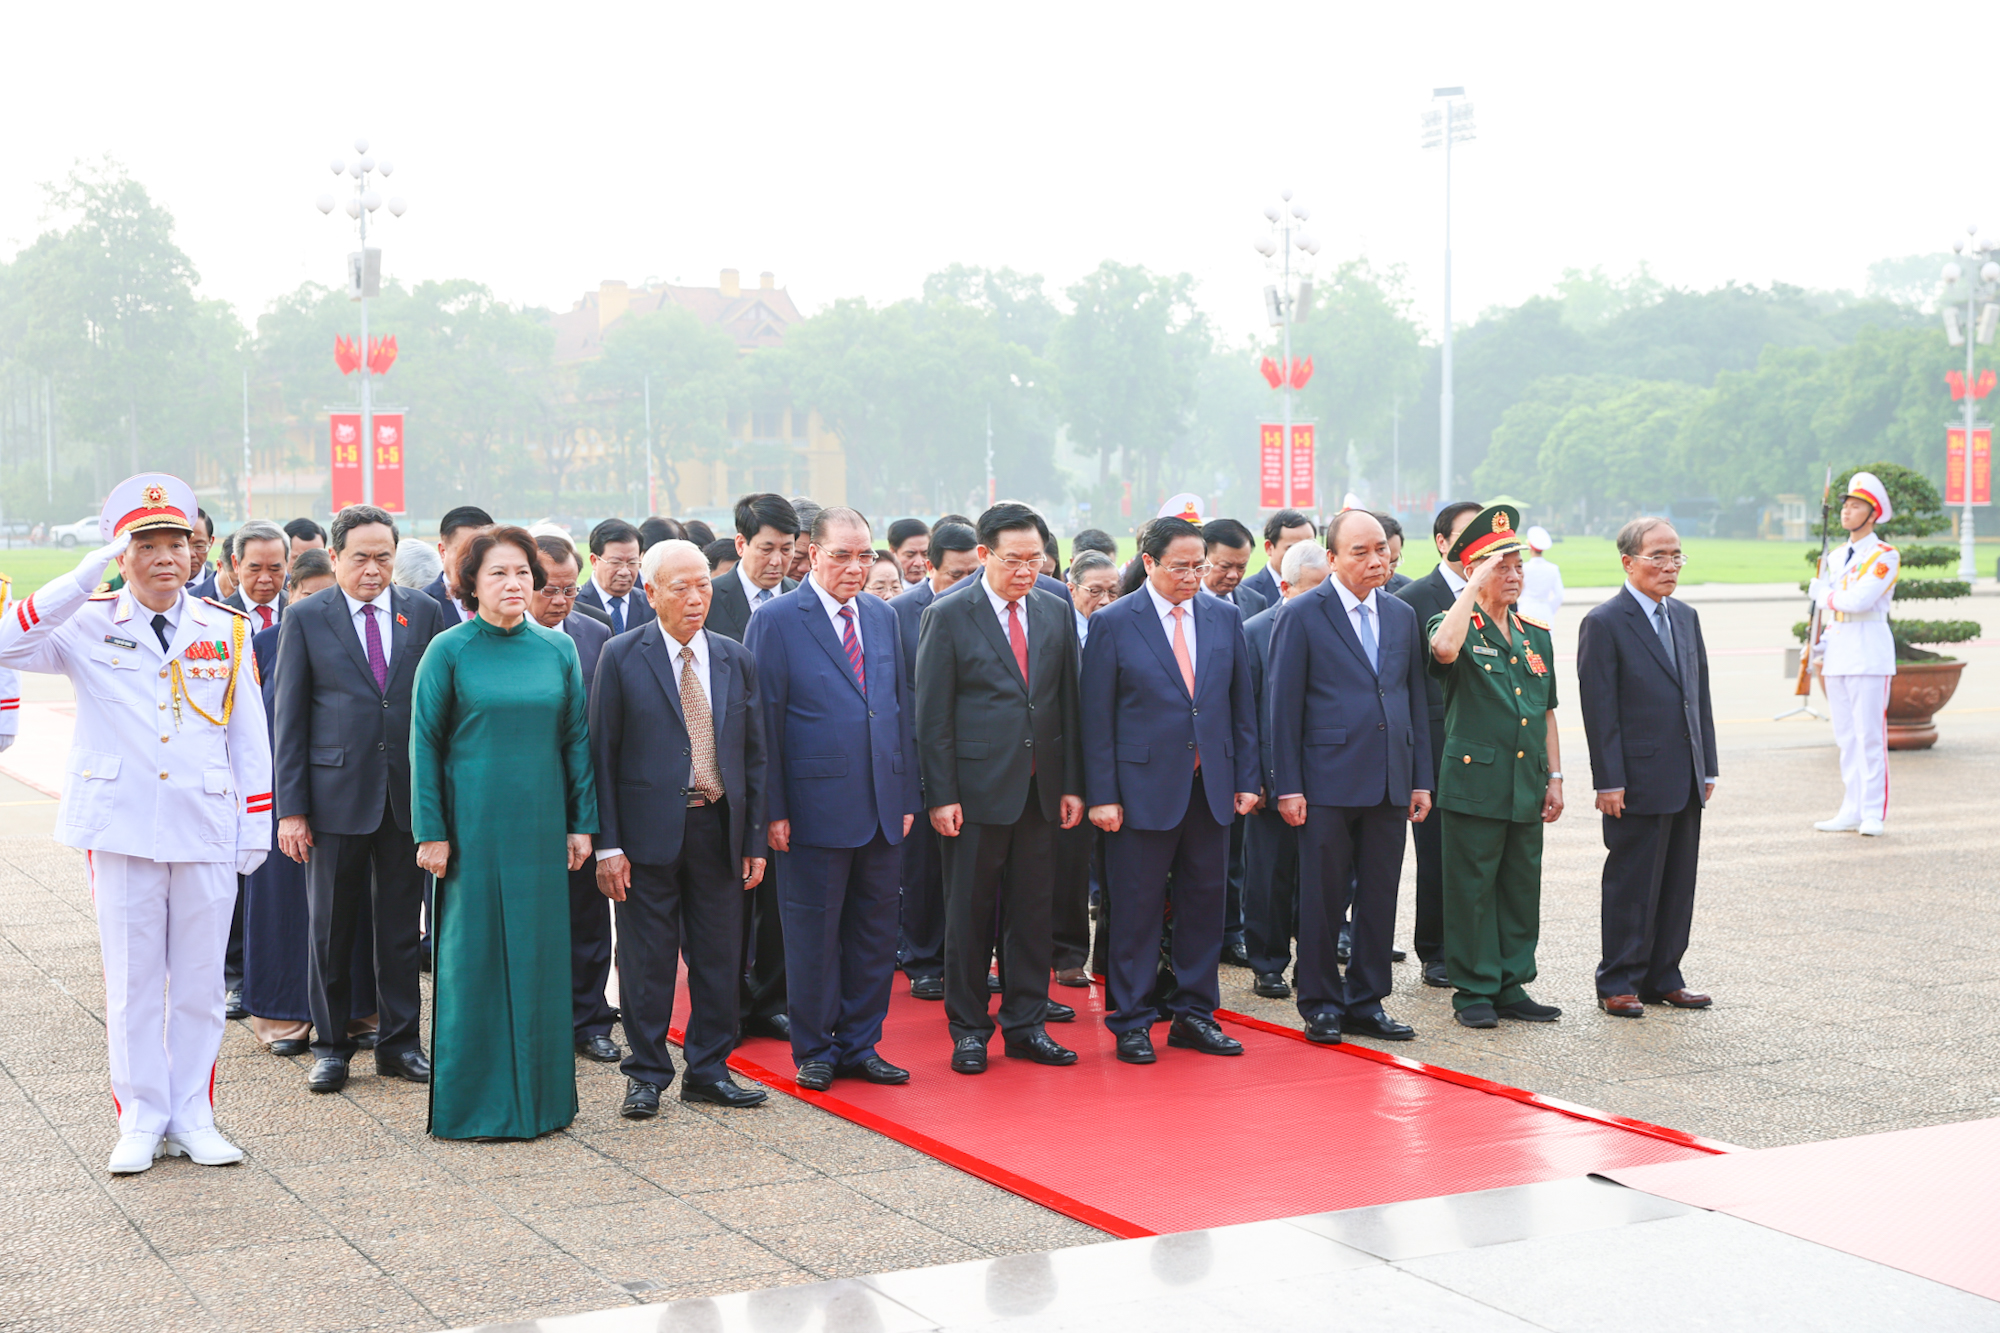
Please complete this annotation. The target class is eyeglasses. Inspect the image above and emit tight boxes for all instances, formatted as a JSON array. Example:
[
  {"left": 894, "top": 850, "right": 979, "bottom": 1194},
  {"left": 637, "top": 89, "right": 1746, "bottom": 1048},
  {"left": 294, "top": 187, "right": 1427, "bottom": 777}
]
[
  {"left": 1208, "top": 559, "right": 1249, "bottom": 575},
  {"left": 994, "top": 556, "right": 1044, "bottom": 573},
  {"left": 1071, "top": 583, "right": 1117, "bottom": 601},
  {"left": 814, "top": 550, "right": 874, "bottom": 568},
  {"left": 541, "top": 585, "right": 581, "bottom": 599},
  {"left": 1160, "top": 562, "right": 1211, "bottom": 578},
  {"left": 1637, "top": 553, "right": 1688, "bottom": 569},
  {"left": 595, "top": 557, "right": 641, "bottom": 570}
]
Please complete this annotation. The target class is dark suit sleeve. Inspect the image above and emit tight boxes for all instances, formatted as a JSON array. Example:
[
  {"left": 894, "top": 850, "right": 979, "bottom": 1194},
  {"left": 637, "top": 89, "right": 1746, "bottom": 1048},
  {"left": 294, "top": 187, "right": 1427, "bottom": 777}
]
[
  {"left": 558, "top": 637, "right": 598, "bottom": 836},
  {"left": 1693, "top": 610, "right": 1718, "bottom": 782},
  {"left": 271, "top": 605, "right": 314, "bottom": 821},
  {"left": 1267, "top": 602, "right": 1309, "bottom": 799},
  {"left": 740, "top": 651, "right": 769, "bottom": 857},
  {"left": 589, "top": 641, "right": 625, "bottom": 853},
  {"left": 1576, "top": 610, "right": 1625, "bottom": 793},
  {"left": 1057, "top": 608, "right": 1083, "bottom": 800},
  {"left": 914, "top": 601, "right": 960, "bottom": 810},
  {"left": 1227, "top": 615, "right": 1259, "bottom": 796},
  {"left": 1078, "top": 609, "right": 1119, "bottom": 809},
  {"left": 890, "top": 613, "right": 923, "bottom": 817},
  {"left": 743, "top": 610, "right": 789, "bottom": 826},
  {"left": 1406, "top": 613, "right": 1434, "bottom": 791}
]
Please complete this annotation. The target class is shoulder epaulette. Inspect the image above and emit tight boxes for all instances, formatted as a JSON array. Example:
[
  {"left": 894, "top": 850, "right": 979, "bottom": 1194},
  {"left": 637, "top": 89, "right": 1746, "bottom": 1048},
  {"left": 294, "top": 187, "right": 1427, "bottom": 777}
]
[
  {"left": 202, "top": 597, "right": 253, "bottom": 620},
  {"left": 1876, "top": 539, "right": 1896, "bottom": 551},
  {"left": 88, "top": 590, "right": 120, "bottom": 602},
  {"left": 1517, "top": 613, "right": 1551, "bottom": 631}
]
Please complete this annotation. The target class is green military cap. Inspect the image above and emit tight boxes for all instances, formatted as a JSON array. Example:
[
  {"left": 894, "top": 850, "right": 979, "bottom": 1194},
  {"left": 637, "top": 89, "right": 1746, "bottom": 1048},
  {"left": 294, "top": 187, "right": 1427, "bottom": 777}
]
[{"left": 1448, "top": 503, "right": 1530, "bottom": 564}]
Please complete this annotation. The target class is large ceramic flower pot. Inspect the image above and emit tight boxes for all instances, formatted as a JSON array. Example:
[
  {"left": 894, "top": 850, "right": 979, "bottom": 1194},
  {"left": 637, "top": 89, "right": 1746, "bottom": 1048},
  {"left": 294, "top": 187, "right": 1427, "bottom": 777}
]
[{"left": 1886, "top": 659, "right": 1967, "bottom": 750}]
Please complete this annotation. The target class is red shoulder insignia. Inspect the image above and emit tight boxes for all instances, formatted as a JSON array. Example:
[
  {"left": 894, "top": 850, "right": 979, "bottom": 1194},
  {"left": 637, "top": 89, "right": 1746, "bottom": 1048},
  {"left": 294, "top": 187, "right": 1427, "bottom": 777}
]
[{"left": 202, "top": 597, "right": 253, "bottom": 620}]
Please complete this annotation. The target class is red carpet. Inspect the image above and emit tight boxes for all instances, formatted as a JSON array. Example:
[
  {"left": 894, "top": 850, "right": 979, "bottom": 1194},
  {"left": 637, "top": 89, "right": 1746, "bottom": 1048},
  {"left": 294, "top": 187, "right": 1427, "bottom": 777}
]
[
  {"left": 676, "top": 978, "right": 1725, "bottom": 1238},
  {"left": 1601, "top": 1118, "right": 2000, "bottom": 1301}
]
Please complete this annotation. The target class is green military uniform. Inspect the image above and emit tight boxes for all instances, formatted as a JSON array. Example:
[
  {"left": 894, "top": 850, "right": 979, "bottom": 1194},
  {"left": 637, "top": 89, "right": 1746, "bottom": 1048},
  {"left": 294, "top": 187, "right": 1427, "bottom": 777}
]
[{"left": 1425, "top": 506, "right": 1558, "bottom": 1016}]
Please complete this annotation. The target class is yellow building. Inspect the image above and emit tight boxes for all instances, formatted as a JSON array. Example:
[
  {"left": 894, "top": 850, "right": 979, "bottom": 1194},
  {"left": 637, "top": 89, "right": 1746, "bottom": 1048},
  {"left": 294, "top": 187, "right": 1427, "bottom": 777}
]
[{"left": 550, "top": 269, "right": 846, "bottom": 510}]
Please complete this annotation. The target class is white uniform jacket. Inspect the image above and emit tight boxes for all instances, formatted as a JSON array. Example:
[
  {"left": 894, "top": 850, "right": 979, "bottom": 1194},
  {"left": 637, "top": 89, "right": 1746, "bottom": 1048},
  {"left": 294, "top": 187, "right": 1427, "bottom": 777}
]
[
  {"left": 1810, "top": 535, "right": 1899, "bottom": 677},
  {"left": 0, "top": 570, "right": 272, "bottom": 862}
]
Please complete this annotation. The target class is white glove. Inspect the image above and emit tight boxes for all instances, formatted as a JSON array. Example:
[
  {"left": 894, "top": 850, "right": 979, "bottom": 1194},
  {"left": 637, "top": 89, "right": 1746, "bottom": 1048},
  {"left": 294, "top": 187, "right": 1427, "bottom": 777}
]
[
  {"left": 76, "top": 532, "right": 132, "bottom": 589},
  {"left": 236, "top": 849, "right": 267, "bottom": 877}
]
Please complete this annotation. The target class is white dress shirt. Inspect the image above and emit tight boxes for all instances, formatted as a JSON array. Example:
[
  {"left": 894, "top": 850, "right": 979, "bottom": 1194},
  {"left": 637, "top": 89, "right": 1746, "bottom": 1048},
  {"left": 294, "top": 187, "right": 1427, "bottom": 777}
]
[
  {"left": 597, "top": 626, "right": 712, "bottom": 862},
  {"left": 593, "top": 574, "right": 639, "bottom": 629},
  {"left": 1074, "top": 608, "right": 1090, "bottom": 651},
  {"left": 342, "top": 589, "right": 393, "bottom": 671},
  {"left": 737, "top": 562, "right": 777, "bottom": 612},
  {"left": 1144, "top": 582, "right": 1196, "bottom": 663},
  {"left": 1440, "top": 563, "right": 1467, "bottom": 596},
  {"left": 982, "top": 577, "right": 1029, "bottom": 650},
  {"left": 806, "top": 574, "right": 863, "bottom": 659},
  {"left": 1331, "top": 577, "right": 1379, "bottom": 669}
]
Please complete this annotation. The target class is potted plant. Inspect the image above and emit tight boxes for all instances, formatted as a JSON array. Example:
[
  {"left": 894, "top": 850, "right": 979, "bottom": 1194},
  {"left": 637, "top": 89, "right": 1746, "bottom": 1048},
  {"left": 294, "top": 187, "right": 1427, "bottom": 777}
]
[{"left": 1796, "top": 461, "right": 1980, "bottom": 749}]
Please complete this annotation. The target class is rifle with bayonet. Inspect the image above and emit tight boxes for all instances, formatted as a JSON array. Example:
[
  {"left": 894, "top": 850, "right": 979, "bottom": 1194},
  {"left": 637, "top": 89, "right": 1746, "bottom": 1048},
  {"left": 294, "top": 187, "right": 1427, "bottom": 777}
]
[{"left": 1776, "top": 465, "right": 1833, "bottom": 721}]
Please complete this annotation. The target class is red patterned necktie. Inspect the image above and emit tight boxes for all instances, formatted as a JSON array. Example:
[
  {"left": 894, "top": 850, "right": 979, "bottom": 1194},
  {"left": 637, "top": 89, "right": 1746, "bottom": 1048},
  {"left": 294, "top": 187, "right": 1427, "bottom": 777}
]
[
  {"left": 257, "top": 604, "right": 272, "bottom": 630},
  {"left": 1007, "top": 600, "right": 1028, "bottom": 686},
  {"left": 838, "top": 605, "right": 865, "bottom": 692}
]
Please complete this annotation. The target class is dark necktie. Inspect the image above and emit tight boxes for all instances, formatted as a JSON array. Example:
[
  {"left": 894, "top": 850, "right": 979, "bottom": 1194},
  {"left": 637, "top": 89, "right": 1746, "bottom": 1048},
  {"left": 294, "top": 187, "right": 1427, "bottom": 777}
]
[
  {"left": 838, "top": 604, "right": 865, "bottom": 693},
  {"left": 362, "top": 603, "right": 389, "bottom": 692},
  {"left": 1007, "top": 600, "right": 1029, "bottom": 686},
  {"left": 609, "top": 595, "right": 625, "bottom": 636},
  {"left": 151, "top": 613, "right": 171, "bottom": 653}
]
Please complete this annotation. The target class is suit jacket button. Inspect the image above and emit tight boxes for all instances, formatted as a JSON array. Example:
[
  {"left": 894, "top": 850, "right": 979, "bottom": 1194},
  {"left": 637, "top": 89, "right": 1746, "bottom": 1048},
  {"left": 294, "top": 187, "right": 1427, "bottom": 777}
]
[
  {"left": 378, "top": 742, "right": 386, "bottom": 751},
  {"left": 1378, "top": 723, "right": 1385, "bottom": 731},
  {"left": 868, "top": 710, "right": 875, "bottom": 718},
  {"left": 1187, "top": 741, "right": 1195, "bottom": 749},
  {"left": 1025, "top": 739, "right": 1032, "bottom": 747}
]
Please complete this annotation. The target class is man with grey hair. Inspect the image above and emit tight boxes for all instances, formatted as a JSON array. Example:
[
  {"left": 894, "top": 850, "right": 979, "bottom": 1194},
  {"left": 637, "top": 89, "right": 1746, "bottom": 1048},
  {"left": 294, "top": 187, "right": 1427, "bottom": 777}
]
[
  {"left": 225, "top": 520, "right": 290, "bottom": 630},
  {"left": 785, "top": 496, "right": 822, "bottom": 584},
  {"left": 393, "top": 538, "right": 444, "bottom": 590}
]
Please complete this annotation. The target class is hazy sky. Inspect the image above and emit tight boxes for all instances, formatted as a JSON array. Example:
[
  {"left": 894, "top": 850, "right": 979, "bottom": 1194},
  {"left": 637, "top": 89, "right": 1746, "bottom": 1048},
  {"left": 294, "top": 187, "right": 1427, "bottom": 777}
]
[{"left": 0, "top": 2, "right": 1970, "bottom": 343}]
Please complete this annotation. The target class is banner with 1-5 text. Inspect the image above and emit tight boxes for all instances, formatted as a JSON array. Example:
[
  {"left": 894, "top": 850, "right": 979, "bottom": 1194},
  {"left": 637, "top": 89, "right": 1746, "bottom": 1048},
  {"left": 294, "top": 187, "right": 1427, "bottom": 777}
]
[
  {"left": 329, "top": 412, "right": 407, "bottom": 513},
  {"left": 1258, "top": 423, "right": 1316, "bottom": 509},
  {"left": 1946, "top": 425, "right": 1991, "bottom": 506}
]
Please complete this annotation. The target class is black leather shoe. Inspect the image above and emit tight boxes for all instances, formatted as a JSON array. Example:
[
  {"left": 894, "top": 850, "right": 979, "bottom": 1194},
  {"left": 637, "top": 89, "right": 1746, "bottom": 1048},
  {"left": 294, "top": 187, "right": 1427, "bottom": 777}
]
[
  {"left": 1252, "top": 971, "right": 1292, "bottom": 999},
  {"left": 1168, "top": 1014, "right": 1243, "bottom": 1055},
  {"left": 268, "top": 1038, "right": 309, "bottom": 1057},
  {"left": 1115, "top": 1029, "right": 1157, "bottom": 1064},
  {"left": 378, "top": 1049, "right": 431, "bottom": 1083},
  {"left": 1304, "top": 1013, "right": 1343, "bottom": 1044},
  {"left": 1336, "top": 929, "right": 1351, "bottom": 965},
  {"left": 621, "top": 1079, "right": 661, "bottom": 1119},
  {"left": 740, "top": 1014, "right": 791, "bottom": 1042},
  {"left": 1043, "top": 999, "right": 1075, "bottom": 1023},
  {"left": 1003, "top": 1028, "right": 1078, "bottom": 1065},
  {"left": 1391, "top": 947, "right": 1408, "bottom": 962},
  {"left": 1422, "top": 961, "right": 1450, "bottom": 988},
  {"left": 1221, "top": 940, "right": 1251, "bottom": 968},
  {"left": 950, "top": 1037, "right": 988, "bottom": 1074},
  {"left": 576, "top": 1033, "right": 621, "bottom": 1062},
  {"left": 307, "top": 1057, "right": 349, "bottom": 1092},
  {"left": 987, "top": 971, "right": 1002, "bottom": 993},
  {"left": 1456, "top": 1002, "right": 1499, "bottom": 1029},
  {"left": 225, "top": 987, "right": 247, "bottom": 1020},
  {"left": 909, "top": 974, "right": 944, "bottom": 1001},
  {"left": 835, "top": 1056, "right": 910, "bottom": 1085},
  {"left": 793, "top": 1061, "right": 834, "bottom": 1091},
  {"left": 1340, "top": 1008, "right": 1416, "bottom": 1041},
  {"left": 681, "top": 1078, "right": 768, "bottom": 1107},
  {"left": 352, "top": 1031, "right": 379, "bottom": 1051},
  {"left": 1497, "top": 999, "right": 1562, "bottom": 1022}
]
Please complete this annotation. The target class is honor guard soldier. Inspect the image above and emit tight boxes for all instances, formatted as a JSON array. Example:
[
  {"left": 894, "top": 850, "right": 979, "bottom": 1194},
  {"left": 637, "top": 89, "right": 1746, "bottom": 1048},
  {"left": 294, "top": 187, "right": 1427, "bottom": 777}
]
[
  {"left": 1424, "top": 504, "right": 1567, "bottom": 1030},
  {"left": 0, "top": 574, "right": 18, "bottom": 751},
  {"left": 0, "top": 473, "right": 271, "bottom": 1175},
  {"left": 1809, "top": 470, "right": 1898, "bottom": 837}
]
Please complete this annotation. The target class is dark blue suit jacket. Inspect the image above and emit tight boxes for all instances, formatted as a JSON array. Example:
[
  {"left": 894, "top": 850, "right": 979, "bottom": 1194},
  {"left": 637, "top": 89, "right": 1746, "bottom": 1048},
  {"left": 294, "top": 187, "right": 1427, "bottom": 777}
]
[
  {"left": 589, "top": 624, "right": 766, "bottom": 867},
  {"left": 1208, "top": 582, "right": 1270, "bottom": 619},
  {"left": 1079, "top": 589, "right": 1259, "bottom": 830},
  {"left": 1242, "top": 600, "right": 1281, "bottom": 793},
  {"left": 560, "top": 611, "right": 611, "bottom": 705},
  {"left": 421, "top": 573, "right": 462, "bottom": 624},
  {"left": 1268, "top": 579, "right": 1433, "bottom": 807},
  {"left": 744, "top": 580, "right": 922, "bottom": 849},
  {"left": 889, "top": 577, "right": 940, "bottom": 678},
  {"left": 1239, "top": 565, "right": 1281, "bottom": 610},
  {"left": 1576, "top": 590, "right": 1717, "bottom": 815},
  {"left": 578, "top": 579, "right": 657, "bottom": 633}
]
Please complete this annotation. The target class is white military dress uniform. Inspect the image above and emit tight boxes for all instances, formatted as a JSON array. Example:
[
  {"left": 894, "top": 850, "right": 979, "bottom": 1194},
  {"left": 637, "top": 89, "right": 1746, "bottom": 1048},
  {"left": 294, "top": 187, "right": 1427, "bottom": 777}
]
[
  {"left": 0, "top": 474, "right": 270, "bottom": 1174},
  {"left": 0, "top": 575, "right": 20, "bottom": 751},
  {"left": 1810, "top": 471, "right": 1899, "bottom": 834}
]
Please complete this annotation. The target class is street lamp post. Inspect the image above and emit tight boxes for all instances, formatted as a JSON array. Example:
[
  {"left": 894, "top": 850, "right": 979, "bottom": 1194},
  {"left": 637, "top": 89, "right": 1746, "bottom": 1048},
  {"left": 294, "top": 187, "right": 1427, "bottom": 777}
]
[
  {"left": 315, "top": 139, "right": 407, "bottom": 509},
  {"left": 1423, "top": 87, "right": 1475, "bottom": 502},
  {"left": 1941, "top": 225, "right": 1998, "bottom": 579},
  {"left": 1254, "top": 192, "right": 1319, "bottom": 510}
]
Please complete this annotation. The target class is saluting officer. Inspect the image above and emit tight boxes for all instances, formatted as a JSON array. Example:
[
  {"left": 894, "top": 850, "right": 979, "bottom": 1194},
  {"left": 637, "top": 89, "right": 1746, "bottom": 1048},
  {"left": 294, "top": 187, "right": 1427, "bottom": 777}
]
[
  {"left": 1809, "top": 470, "right": 1898, "bottom": 837},
  {"left": 0, "top": 474, "right": 272, "bottom": 1175},
  {"left": 1425, "top": 504, "right": 1566, "bottom": 1030}
]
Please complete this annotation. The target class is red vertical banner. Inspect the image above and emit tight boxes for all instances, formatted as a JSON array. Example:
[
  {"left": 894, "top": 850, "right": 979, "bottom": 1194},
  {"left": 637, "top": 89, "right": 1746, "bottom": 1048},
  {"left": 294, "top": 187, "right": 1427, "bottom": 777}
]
[
  {"left": 1259, "top": 423, "right": 1285, "bottom": 507},
  {"left": 1974, "top": 426, "right": 1992, "bottom": 505},
  {"left": 372, "top": 414, "right": 406, "bottom": 513},
  {"left": 330, "top": 414, "right": 363, "bottom": 510},
  {"left": 1947, "top": 427, "right": 1969, "bottom": 504},
  {"left": 1289, "top": 423, "right": 1315, "bottom": 508}
]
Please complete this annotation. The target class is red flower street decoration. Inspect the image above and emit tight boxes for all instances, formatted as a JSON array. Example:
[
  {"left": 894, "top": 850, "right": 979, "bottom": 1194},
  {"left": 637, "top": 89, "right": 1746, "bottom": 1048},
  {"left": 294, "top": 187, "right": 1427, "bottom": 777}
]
[
  {"left": 333, "top": 334, "right": 399, "bottom": 376},
  {"left": 1258, "top": 356, "right": 1314, "bottom": 390}
]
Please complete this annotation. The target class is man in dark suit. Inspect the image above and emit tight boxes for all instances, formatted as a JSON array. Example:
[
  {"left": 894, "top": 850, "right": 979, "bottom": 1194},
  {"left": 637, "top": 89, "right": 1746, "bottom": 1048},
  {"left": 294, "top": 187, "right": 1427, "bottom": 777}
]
[
  {"left": 747, "top": 508, "right": 923, "bottom": 1090},
  {"left": 916, "top": 502, "right": 1085, "bottom": 1073},
  {"left": 578, "top": 518, "right": 657, "bottom": 635},
  {"left": 1270, "top": 510, "right": 1434, "bottom": 1044},
  {"left": 592, "top": 539, "right": 770, "bottom": 1117},
  {"left": 1197, "top": 516, "right": 1264, "bottom": 966},
  {"left": 705, "top": 493, "right": 801, "bottom": 1041},
  {"left": 531, "top": 535, "right": 620, "bottom": 1062},
  {"left": 273, "top": 505, "right": 449, "bottom": 1093},
  {"left": 1394, "top": 500, "right": 1481, "bottom": 987},
  {"left": 223, "top": 520, "right": 289, "bottom": 630},
  {"left": 1239, "top": 509, "right": 1316, "bottom": 611},
  {"left": 186, "top": 509, "right": 219, "bottom": 600},
  {"left": 1578, "top": 518, "right": 1718, "bottom": 1018},
  {"left": 422, "top": 505, "right": 492, "bottom": 624},
  {"left": 1055, "top": 549, "right": 1119, "bottom": 986},
  {"left": 1240, "top": 539, "right": 1331, "bottom": 999},
  {"left": 1081, "top": 516, "right": 1259, "bottom": 1064},
  {"left": 889, "top": 521, "right": 981, "bottom": 1000},
  {"left": 707, "top": 493, "right": 800, "bottom": 644},
  {"left": 1381, "top": 514, "right": 1413, "bottom": 593}
]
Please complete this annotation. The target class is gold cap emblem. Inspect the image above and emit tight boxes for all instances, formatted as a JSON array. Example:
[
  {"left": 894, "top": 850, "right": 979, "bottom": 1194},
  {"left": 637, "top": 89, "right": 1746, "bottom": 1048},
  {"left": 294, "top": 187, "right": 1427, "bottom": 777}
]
[
  {"left": 141, "top": 484, "right": 168, "bottom": 508},
  {"left": 1491, "top": 510, "right": 1511, "bottom": 533}
]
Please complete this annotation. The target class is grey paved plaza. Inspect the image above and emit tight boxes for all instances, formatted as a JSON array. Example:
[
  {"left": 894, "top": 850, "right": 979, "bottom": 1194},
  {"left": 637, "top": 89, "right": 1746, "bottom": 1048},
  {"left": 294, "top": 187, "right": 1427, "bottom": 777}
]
[{"left": 1, "top": 589, "right": 1996, "bottom": 1331}]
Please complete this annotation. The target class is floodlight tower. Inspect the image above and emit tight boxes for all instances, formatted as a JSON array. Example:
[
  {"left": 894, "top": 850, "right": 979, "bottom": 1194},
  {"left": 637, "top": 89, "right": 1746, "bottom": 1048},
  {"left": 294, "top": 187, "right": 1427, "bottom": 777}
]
[
  {"left": 1254, "top": 193, "right": 1320, "bottom": 508},
  {"left": 315, "top": 139, "right": 408, "bottom": 507},
  {"left": 1941, "top": 226, "right": 2000, "bottom": 579},
  {"left": 1423, "top": 87, "right": 1475, "bottom": 502}
]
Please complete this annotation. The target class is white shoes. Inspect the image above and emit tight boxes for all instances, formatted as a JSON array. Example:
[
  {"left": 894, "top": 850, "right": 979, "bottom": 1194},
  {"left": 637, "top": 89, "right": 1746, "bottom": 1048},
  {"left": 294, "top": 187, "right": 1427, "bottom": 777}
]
[
  {"left": 1858, "top": 818, "right": 1885, "bottom": 837},
  {"left": 107, "top": 1131, "right": 162, "bottom": 1174},
  {"left": 160, "top": 1127, "right": 244, "bottom": 1166},
  {"left": 1814, "top": 816, "right": 1861, "bottom": 832}
]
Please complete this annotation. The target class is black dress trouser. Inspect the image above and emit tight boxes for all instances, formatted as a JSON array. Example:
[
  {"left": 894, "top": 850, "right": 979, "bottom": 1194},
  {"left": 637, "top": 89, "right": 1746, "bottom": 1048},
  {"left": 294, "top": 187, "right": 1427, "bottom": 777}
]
[
  {"left": 620, "top": 801, "right": 743, "bottom": 1087},
  {"left": 306, "top": 798, "right": 425, "bottom": 1063},
  {"left": 740, "top": 856, "right": 788, "bottom": 1024},
  {"left": 568, "top": 860, "right": 617, "bottom": 1039},
  {"left": 941, "top": 779, "right": 1055, "bottom": 1044},
  {"left": 1050, "top": 821, "right": 1094, "bottom": 971},
  {"left": 1596, "top": 791, "right": 1702, "bottom": 1001}
]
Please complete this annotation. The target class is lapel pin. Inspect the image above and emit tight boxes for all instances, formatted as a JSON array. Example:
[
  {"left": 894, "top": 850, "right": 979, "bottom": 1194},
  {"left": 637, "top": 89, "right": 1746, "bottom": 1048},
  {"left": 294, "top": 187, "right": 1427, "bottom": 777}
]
[{"left": 396, "top": 613, "right": 408, "bottom": 626}]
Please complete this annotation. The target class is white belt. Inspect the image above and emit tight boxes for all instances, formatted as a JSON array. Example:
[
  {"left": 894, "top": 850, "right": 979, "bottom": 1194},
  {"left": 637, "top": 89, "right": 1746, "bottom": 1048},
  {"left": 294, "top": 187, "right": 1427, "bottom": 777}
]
[{"left": 1832, "top": 610, "right": 1886, "bottom": 623}]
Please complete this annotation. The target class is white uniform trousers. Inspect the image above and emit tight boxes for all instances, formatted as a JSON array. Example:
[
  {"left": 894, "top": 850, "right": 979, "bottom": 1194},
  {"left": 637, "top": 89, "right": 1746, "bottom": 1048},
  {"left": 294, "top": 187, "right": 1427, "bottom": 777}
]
[
  {"left": 1825, "top": 674, "right": 1890, "bottom": 824},
  {"left": 88, "top": 851, "right": 234, "bottom": 1135}
]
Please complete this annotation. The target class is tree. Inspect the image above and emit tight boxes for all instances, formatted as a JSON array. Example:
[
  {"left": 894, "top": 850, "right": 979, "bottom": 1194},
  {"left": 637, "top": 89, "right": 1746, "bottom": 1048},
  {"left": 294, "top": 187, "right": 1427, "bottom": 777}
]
[
  {"left": 1474, "top": 374, "right": 1637, "bottom": 507},
  {"left": 1534, "top": 380, "right": 1704, "bottom": 523},
  {"left": 1282, "top": 259, "right": 1427, "bottom": 505},
  {"left": 582, "top": 306, "right": 746, "bottom": 513}
]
